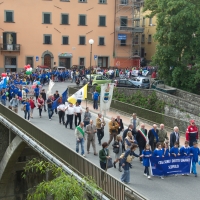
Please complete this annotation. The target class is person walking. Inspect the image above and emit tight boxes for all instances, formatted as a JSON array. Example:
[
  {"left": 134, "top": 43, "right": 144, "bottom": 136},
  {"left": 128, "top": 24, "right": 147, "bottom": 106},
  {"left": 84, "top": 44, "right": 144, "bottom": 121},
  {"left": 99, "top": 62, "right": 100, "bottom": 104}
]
[
  {"left": 92, "top": 90, "right": 99, "bottom": 110},
  {"left": 186, "top": 119, "right": 198, "bottom": 147},
  {"left": 170, "top": 126, "right": 180, "bottom": 148},
  {"left": 120, "top": 144, "right": 139, "bottom": 184},
  {"left": 108, "top": 117, "right": 119, "bottom": 146},
  {"left": 96, "top": 113, "right": 106, "bottom": 145},
  {"left": 65, "top": 102, "right": 74, "bottom": 129},
  {"left": 40, "top": 89, "right": 47, "bottom": 112},
  {"left": 10, "top": 94, "right": 19, "bottom": 113},
  {"left": 34, "top": 85, "right": 40, "bottom": 100},
  {"left": 140, "top": 144, "right": 152, "bottom": 179},
  {"left": 22, "top": 87, "right": 26, "bottom": 103},
  {"left": 122, "top": 124, "right": 136, "bottom": 141},
  {"left": 85, "top": 120, "right": 98, "bottom": 155},
  {"left": 47, "top": 96, "right": 54, "bottom": 121},
  {"left": 136, "top": 123, "right": 147, "bottom": 163},
  {"left": 99, "top": 142, "right": 110, "bottom": 170},
  {"left": 37, "top": 94, "right": 44, "bottom": 118},
  {"left": 57, "top": 103, "right": 66, "bottom": 124},
  {"left": 190, "top": 141, "right": 200, "bottom": 177},
  {"left": 115, "top": 115, "right": 124, "bottom": 135},
  {"left": 29, "top": 96, "right": 36, "bottom": 118},
  {"left": 130, "top": 113, "right": 140, "bottom": 132},
  {"left": 83, "top": 107, "right": 91, "bottom": 128},
  {"left": 124, "top": 131, "right": 135, "bottom": 150},
  {"left": 23, "top": 98, "right": 30, "bottom": 121},
  {"left": 113, "top": 135, "right": 124, "bottom": 172},
  {"left": 148, "top": 124, "right": 159, "bottom": 151},
  {"left": 74, "top": 102, "right": 82, "bottom": 127},
  {"left": 75, "top": 122, "right": 86, "bottom": 157},
  {"left": 53, "top": 90, "right": 60, "bottom": 114},
  {"left": 158, "top": 124, "right": 169, "bottom": 145}
]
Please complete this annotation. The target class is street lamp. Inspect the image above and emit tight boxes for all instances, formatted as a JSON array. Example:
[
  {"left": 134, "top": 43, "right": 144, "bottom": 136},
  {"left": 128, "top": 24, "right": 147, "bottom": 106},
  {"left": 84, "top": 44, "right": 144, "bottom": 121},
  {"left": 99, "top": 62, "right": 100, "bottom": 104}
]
[{"left": 89, "top": 39, "right": 94, "bottom": 84}]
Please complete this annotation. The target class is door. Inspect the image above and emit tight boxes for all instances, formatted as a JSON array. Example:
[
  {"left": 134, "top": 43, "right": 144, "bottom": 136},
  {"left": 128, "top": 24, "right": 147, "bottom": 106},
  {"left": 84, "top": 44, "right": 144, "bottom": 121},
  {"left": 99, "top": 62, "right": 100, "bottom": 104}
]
[{"left": 44, "top": 54, "right": 51, "bottom": 68}]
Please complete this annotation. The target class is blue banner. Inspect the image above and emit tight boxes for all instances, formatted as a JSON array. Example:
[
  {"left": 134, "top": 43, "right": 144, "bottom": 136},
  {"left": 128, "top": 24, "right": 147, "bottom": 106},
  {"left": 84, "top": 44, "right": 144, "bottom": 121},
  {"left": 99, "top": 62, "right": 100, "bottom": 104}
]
[
  {"left": 150, "top": 156, "right": 192, "bottom": 176},
  {"left": 118, "top": 34, "right": 127, "bottom": 40},
  {"left": 62, "top": 89, "right": 68, "bottom": 104}
]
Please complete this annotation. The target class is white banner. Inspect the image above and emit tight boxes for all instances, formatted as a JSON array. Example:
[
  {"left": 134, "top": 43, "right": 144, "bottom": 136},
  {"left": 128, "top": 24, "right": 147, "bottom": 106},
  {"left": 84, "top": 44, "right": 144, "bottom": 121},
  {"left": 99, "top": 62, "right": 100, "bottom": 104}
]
[
  {"left": 47, "top": 79, "right": 55, "bottom": 96},
  {"left": 100, "top": 83, "right": 115, "bottom": 111}
]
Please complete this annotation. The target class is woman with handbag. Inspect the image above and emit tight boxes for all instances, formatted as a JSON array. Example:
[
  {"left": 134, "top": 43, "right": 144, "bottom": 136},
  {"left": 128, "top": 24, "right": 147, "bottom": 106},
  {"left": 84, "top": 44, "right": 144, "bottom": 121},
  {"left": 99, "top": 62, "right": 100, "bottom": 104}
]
[
  {"left": 23, "top": 98, "right": 30, "bottom": 121},
  {"left": 99, "top": 142, "right": 110, "bottom": 170},
  {"left": 124, "top": 131, "right": 135, "bottom": 150},
  {"left": 112, "top": 135, "right": 124, "bottom": 172},
  {"left": 120, "top": 144, "right": 139, "bottom": 184},
  {"left": 37, "top": 95, "right": 44, "bottom": 118},
  {"left": 29, "top": 96, "right": 36, "bottom": 118}
]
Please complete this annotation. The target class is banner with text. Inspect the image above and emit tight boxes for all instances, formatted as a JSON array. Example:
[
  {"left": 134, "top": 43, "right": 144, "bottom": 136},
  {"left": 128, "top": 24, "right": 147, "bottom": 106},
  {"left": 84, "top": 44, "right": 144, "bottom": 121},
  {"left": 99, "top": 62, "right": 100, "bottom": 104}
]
[{"left": 150, "top": 156, "right": 192, "bottom": 176}]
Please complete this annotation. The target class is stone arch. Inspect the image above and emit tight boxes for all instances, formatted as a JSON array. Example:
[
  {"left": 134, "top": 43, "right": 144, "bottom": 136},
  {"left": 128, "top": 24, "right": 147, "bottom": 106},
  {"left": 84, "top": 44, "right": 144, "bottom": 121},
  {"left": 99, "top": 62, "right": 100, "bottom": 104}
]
[
  {"left": 0, "top": 136, "right": 26, "bottom": 197},
  {"left": 41, "top": 50, "right": 54, "bottom": 68}
]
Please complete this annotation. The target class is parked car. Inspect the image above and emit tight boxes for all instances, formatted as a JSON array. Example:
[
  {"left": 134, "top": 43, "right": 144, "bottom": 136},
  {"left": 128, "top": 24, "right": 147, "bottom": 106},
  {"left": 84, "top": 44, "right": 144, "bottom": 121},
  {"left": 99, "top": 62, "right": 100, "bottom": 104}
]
[
  {"left": 115, "top": 79, "right": 137, "bottom": 88},
  {"left": 86, "top": 74, "right": 97, "bottom": 81},
  {"left": 91, "top": 75, "right": 111, "bottom": 85},
  {"left": 131, "top": 77, "right": 150, "bottom": 89},
  {"left": 151, "top": 79, "right": 176, "bottom": 94}
]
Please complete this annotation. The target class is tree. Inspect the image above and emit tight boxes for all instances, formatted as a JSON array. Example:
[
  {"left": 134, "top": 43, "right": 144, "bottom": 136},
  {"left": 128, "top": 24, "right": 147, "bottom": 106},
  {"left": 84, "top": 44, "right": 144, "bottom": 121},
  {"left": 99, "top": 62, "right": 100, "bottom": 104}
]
[
  {"left": 144, "top": 0, "right": 200, "bottom": 93},
  {"left": 22, "top": 158, "right": 99, "bottom": 200}
]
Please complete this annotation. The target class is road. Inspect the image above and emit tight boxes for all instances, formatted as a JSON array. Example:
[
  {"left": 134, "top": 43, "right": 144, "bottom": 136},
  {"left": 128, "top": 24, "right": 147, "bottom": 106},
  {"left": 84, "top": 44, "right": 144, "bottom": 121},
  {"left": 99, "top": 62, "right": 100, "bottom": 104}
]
[{"left": 17, "top": 81, "right": 200, "bottom": 200}]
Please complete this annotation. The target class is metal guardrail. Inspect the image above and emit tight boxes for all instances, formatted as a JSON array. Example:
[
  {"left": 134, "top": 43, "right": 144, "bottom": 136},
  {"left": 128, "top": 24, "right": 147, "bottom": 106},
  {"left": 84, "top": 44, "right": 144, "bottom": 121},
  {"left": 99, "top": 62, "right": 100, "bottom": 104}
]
[{"left": 0, "top": 104, "right": 147, "bottom": 200}]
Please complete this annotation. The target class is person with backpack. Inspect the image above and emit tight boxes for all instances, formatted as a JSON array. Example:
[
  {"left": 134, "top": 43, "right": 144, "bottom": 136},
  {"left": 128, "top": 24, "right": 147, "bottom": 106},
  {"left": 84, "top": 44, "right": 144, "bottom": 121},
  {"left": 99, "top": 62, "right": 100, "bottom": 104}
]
[{"left": 92, "top": 90, "right": 99, "bottom": 110}]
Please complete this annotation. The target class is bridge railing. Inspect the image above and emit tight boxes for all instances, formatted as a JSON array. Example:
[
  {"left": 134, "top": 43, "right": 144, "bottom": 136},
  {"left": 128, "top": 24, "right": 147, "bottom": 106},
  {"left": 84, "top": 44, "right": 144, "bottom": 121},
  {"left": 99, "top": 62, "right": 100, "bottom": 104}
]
[{"left": 0, "top": 104, "right": 147, "bottom": 200}]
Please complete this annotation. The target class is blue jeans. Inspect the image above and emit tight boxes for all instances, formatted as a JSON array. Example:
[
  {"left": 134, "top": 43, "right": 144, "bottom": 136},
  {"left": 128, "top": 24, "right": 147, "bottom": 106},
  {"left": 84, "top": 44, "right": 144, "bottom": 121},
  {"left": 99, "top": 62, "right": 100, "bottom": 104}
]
[
  {"left": 24, "top": 110, "right": 30, "bottom": 120},
  {"left": 76, "top": 138, "right": 85, "bottom": 155},
  {"left": 93, "top": 100, "right": 98, "bottom": 109},
  {"left": 48, "top": 108, "right": 54, "bottom": 119},
  {"left": 121, "top": 170, "right": 130, "bottom": 183},
  {"left": 192, "top": 161, "right": 197, "bottom": 175},
  {"left": 1, "top": 99, "right": 6, "bottom": 106}
]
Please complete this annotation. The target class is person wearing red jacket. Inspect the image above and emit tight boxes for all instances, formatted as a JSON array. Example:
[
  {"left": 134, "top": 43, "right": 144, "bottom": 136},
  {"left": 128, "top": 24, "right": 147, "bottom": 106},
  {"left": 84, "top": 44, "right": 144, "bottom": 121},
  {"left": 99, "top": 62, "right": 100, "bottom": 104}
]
[{"left": 186, "top": 119, "right": 198, "bottom": 147}]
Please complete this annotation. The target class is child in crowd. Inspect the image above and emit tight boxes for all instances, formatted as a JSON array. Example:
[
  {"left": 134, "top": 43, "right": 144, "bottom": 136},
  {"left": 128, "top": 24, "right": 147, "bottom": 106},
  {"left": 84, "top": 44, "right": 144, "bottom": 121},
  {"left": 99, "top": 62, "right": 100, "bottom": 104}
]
[
  {"left": 180, "top": 141, "right": 190, "bottom": 176},
  {"left": 190, "top": 142, "right": 200, "bottom": 177},
  {"left": 153, "top": 142, "right": 164, "bottom": 179},
  {"left": 163, "top": 142, "right": 170, "bottom": 157},
  {"left": 141, "top": 144, "right": 152, "bottom": 179},
  {"left": 170, "top": 142, "right": 180, "bottom": 157}
]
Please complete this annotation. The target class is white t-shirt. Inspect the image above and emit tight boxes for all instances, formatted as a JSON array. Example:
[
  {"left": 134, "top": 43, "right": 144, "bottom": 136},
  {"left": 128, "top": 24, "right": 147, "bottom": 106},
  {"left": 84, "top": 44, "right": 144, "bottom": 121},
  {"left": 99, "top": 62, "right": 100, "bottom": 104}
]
[
  {"left": 74, "top": 105, "right": 82, "bottom": 113},
  {"left": 66, "top": 106, "right": 74, "bottom": 115},
  {"left": 57, "top": 104, "right": 66, "bottom": 112}
]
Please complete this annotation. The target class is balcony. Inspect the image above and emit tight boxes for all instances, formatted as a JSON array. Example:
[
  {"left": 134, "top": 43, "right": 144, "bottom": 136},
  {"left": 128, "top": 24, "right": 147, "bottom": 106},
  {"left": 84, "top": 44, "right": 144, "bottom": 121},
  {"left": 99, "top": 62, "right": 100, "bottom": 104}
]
[
  {"left": 0, "top": 44, "right": 20, "bottom": 52},
  {"left": 117, "top": 26, "right": 144, "bottom": 33}
]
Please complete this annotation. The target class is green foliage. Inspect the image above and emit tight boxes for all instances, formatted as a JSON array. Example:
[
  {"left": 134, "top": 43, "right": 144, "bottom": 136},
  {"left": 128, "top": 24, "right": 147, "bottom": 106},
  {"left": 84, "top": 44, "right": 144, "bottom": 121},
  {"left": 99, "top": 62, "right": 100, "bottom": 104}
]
[
  {"left": 144, "top": 0, "right": 200, "bottom": 94},
  {"left": 22, "top": 158, "right": 99, "bottom": 200},
  {"left": 95, "top": 85, "right": 101, "bottom": 93},
  {"left": 113, "top": 89, "right": 165, "bottom": 113}
]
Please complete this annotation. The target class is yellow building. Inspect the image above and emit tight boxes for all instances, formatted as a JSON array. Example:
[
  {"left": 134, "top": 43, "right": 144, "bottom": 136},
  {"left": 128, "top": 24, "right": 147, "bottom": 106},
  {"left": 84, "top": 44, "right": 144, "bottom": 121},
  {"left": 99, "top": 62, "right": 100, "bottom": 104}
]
[{"left": 0, "top": 0, "right": 115, "bottom": 72}]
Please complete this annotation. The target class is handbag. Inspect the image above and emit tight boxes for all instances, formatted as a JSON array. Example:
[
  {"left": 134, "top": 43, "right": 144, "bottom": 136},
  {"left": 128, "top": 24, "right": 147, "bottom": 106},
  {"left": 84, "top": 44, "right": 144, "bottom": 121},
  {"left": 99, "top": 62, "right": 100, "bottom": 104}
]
[
  {"left": 21, "top": 105, "right": 26, "bottom": 111},
  {"left": 126, "top": 155, "right": 134, "bottom": 163},
  {"left": 107, "top": 157, "right": 113, "bottom": 169}
]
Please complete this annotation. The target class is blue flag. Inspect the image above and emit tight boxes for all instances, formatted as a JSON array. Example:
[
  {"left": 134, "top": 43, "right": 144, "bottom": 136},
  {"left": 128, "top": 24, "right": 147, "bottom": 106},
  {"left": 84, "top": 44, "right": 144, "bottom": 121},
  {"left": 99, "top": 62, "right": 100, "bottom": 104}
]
[
  {"left": 0, "top": 78, "right": 7, "bottom": 89},
  {"left": 52, "top": 97, "right": 60, "bottom": 110},
  {"left": 62, "top": 89, "right": 68, "bottom": 104}
]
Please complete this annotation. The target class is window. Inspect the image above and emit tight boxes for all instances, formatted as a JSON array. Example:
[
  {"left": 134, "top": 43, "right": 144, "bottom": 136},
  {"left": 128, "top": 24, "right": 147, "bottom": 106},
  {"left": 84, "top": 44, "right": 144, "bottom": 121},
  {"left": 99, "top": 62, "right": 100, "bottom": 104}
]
[
  {"left": 126, "top": 81, "right": 132, "bottom": 86},
  {"left": 119, "top": 80, "right": 126, "bottom": 85},
  {"left": 60, "top": 0, "right": 70, "bottom": 1},
  {"left": 121, "top": 0, "right": 128, "bottom": 5},
  {"left": 62, "top": 36, "right": 69, "bottom": 45},
  {"left": 79, "top": 15, "right": 86, "bottom": 25},
  {"left": 134, "top": 35, "right": 139, "bottom": 44},
  {"left": 102, "top": 76, "right": 108, "bottom": 80},
  {"left": 120, "top": 40, "right": 126, "bottom": 46},
  {"left": 61, "top": 14, "right": 69, "bottom": 25},
  {"left": 43, "top": 13, "right": 51, "bottom": 24},
  {"left": 96, "top": 76, "right": 102, "bottom": 80},
  {"left": 5, "top": 11, "right": 14, "bottom": 22},
  {"left": 79, "top": 58, "right": 85, "bottom": 65},
  {"left": 79, "top": 0, "right": 87, "bottom": 2},
  {"left": 44, "top": 34, "right": 52, "bottom": 44},
  {"left": 99, "top": 0, "right": 106, "bottom": 4},
  {"left": 148, "top": 34, "right": 152, "bottom": 43},
  {"left": 142, "top": 17, "right": 145, "bottom": 26},
  {"left": 99, "top": 16, "right": 106, "bottom": 26},
  {"left": 26, "top": 57, "right": 34, "bottom": 68},
  {"left": 79, "top": 36, "right": 85, "bottom": 45},
  {"left": 120, "top": 17, "right": 127, "bottom": 27},
  {"left": 149, "top": 18, "right": 152, "bottom": 25},
  {"left": 141, "top": 34, "right": 145, "bottom": 43},
  {"left": 99, "top": 37, "right": 105, "bottom": 45}
]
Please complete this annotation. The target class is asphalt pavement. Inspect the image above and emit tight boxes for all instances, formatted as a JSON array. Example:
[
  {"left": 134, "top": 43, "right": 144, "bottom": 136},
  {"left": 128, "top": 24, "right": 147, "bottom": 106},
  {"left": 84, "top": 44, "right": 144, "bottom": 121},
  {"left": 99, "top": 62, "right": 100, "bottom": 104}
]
[{"left": 17, "top": 81, "right": 200, "bottom": 200}]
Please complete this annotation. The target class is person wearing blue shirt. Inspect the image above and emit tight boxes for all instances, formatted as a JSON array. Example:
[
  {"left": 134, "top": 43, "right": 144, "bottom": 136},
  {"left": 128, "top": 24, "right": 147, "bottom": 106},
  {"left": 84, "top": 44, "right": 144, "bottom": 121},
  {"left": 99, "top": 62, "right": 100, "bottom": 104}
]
[
  {"left": 162, "top": 142, "right": 170, "bottom": 157},
  {"left": 23, "top": 98, "right": 30, "bottom": 121},
  {"left": 170, "top": 142, "right": 180, "bottom": 157},
  {"left": 34, "top": 85, "right": 40, "bottom": 100},
  {"left": 141, "top": 144, "right": 152, "bottom": 179},
  {"left": 190, "top": 142, "right": 200, "bottom": 177},
  {"left": 180, "top": 141, "right": 190, "bottom": 156},
  {"left": 1, "top": 89, "right": 7, "bottom": 105},
  {"left": 92, "top": 90, "right": 99, "bottom": 110}
]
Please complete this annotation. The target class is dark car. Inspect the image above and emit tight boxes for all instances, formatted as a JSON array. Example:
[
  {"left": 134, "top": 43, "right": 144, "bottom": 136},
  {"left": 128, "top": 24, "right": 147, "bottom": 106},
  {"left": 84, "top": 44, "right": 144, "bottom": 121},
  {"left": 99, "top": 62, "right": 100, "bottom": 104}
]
[{"left": 115, "top": 79, "right": 137, "bottom": 88}]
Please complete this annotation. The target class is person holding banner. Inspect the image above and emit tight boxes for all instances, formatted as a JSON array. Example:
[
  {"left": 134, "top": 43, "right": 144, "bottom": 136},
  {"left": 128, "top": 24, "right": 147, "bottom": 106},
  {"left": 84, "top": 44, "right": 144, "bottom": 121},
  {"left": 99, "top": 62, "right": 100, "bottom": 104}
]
[
  {"left": 141, "top": 144, "right": 152, "bottom": 179},
  {"left": 190, "top": 142, "right": 200, "bottom": 177},
  {"left": 170, "top": 142, "right": 180, "bottom": 157}
]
